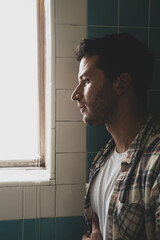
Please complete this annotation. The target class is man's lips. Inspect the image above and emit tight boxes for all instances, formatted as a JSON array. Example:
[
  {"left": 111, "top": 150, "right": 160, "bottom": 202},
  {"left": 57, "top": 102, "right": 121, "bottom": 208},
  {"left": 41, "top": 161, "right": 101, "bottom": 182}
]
[{"left": 77, "top": 103, "right": 86, "bottom": 113}]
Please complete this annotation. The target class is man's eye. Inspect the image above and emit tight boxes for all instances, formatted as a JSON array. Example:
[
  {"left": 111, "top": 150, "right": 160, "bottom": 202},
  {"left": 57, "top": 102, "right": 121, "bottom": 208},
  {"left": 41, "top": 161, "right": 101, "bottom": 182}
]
[{"left": 83, "top": 79, "right": 90, "bottom": 85}]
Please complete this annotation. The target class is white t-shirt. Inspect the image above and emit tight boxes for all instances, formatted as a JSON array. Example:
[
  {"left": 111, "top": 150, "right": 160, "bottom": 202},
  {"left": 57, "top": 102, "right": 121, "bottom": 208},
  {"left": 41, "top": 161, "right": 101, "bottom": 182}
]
[{"left": 90, "top": 147, "right": 127, "bottom": 240}]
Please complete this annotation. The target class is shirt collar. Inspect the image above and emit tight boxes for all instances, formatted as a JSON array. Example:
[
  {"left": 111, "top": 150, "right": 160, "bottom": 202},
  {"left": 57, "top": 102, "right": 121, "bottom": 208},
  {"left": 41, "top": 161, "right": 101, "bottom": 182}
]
[
  {"left": 103, "top": 115, "right": 158, "bottom": 165},
  {"left": 125, "top": 115, "right": 158, "bottom": 164}
]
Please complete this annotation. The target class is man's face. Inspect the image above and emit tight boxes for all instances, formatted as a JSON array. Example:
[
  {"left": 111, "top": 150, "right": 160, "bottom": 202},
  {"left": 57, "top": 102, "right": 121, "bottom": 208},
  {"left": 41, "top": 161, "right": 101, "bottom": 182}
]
[{"left": 71, "top": 55, "right": 117, "bottom": 126}]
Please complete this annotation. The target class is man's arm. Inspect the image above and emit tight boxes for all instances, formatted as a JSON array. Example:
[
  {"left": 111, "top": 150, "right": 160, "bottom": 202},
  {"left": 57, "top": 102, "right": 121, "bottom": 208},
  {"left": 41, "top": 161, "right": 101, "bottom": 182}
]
[{"left": 82, "top": 214, "right": 102, "bottom": 240}]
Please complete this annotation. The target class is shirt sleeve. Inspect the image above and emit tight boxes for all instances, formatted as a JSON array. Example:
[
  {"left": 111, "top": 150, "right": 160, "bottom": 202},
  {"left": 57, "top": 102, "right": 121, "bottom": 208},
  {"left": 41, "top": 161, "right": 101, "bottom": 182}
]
[{"left": 150, "top": 171, "right": 160, "bottom": 240}]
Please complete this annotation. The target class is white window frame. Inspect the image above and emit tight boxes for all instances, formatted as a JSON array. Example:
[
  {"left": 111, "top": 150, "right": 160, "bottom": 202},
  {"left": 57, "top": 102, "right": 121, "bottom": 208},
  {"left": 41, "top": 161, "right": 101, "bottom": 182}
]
[{"left": 0, "top": 0, "right": 55, "bottom": 183}]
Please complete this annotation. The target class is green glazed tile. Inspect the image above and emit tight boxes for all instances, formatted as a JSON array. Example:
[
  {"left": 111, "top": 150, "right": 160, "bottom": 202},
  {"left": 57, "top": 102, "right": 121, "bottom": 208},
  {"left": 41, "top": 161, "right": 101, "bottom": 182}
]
[
  {"left": 119, "top": 0, "right": 149, "bottom": 27},
  {"left": 55, "top": 216, "right": 86, "bottom": 240},
  {"left": 88, "top": 0, "right": 118, "bottom": 26},
  {"left": 150, "top": 0, "right": 160, "bottom": 27},
  {"left": 151, "top": 60, "right": 160, "bottom": 90},
  {"left": 149, "top": 29, "right": 160, "bottom": 59},
  {"left": 24, "top": 219, "right": 36, "bottom": 240},
  {"left": 87, "top": 125, "right": 111, "bottom": 152},
  {"left": 119, "top": 27, "right": 148, "bottom": 45},
  {"left": 88, "top": 26, "right": 117, "bottom": 38},
  {"left": 0, "top": 220, "right": 22, "bottom": 240},
  {"left": 40, "top": 218, "right": 55, "bottom": 240},
  {"left": 148, "top": 90, "right": 160, "bottom": 120}
]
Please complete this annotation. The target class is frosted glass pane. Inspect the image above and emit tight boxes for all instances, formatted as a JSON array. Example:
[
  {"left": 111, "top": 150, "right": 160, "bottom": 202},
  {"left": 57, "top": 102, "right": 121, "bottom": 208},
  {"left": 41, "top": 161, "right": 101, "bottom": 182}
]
[{"left": 0, "top": 0, "right": 39, "bottom": 160}]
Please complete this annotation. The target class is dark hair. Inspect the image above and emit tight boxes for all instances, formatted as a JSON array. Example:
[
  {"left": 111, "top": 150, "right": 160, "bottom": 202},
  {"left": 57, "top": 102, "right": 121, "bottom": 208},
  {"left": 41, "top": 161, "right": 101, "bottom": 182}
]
[{"left": 75, "top": 33, "right": 154, "bottom": 105}]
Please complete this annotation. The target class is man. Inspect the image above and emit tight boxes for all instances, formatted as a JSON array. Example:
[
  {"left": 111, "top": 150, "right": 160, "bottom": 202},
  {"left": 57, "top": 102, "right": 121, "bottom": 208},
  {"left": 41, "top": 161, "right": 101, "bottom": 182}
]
[{"left": 71, "top": 33, "right": 160, "bottom": 240}]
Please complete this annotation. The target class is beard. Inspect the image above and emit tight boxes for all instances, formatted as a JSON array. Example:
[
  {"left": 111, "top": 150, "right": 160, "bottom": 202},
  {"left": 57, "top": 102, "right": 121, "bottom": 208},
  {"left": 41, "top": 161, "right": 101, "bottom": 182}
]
[{"left": 82, "top": 91, "right": 117, "bottom": 126}]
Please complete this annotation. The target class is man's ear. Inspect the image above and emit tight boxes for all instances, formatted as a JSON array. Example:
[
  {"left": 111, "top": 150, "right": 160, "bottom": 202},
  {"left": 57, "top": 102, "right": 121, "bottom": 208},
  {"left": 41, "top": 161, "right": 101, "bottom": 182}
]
[{"left": 113, "top": 73, "right": 132, "bottom": 95}]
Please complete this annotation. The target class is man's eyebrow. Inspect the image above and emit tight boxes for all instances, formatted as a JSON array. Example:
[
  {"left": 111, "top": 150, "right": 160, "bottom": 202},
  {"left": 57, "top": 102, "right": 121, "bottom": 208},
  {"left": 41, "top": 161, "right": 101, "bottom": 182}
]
[{"left": 79, "top": 70, "right": 91, "bottom": 80}]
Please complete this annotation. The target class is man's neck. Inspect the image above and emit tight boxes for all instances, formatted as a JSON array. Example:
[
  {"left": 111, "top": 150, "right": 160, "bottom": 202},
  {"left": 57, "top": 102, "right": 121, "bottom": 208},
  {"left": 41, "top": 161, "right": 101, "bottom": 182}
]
[{"left": 105, "top": 109, "right": 148, "bottom": 153}]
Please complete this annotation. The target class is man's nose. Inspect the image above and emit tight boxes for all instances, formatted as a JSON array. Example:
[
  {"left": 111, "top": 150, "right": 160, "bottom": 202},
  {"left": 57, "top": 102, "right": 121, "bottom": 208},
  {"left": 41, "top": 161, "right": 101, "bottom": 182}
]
[{"left": 71, "top": 85, "right": 82, "bottom": 101}]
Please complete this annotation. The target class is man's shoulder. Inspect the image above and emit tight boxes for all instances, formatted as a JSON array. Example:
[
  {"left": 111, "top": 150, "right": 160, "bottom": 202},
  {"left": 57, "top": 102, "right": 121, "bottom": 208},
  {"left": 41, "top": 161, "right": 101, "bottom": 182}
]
[
  {"left": 141, "top": 118, "right": 160, "bottom": 171},
  {"left": 145, "top": 117, "right": 160, "bottom": 149}
]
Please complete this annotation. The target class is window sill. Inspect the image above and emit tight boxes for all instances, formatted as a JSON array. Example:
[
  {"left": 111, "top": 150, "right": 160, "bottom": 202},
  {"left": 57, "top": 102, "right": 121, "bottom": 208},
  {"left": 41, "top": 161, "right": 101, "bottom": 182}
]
[{"left": 0, "top": 169, "right": 55, "bottom": 187}]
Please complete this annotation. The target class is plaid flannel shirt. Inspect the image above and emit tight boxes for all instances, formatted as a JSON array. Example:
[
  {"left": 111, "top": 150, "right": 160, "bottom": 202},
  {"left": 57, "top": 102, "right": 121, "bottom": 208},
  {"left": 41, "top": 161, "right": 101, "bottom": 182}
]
[{"left": 84, "top": 116, "right": 160, "bottom": 240}]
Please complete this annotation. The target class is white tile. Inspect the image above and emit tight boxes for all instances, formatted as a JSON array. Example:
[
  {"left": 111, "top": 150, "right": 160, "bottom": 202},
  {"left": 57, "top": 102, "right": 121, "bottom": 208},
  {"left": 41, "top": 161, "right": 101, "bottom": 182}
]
[
  {"left": 56, "top": 184, "right": 85, "bottom": 217},
  {"left": 56, "top": 25, "right": 87, "bottom": 57},
  {"left": 56, "top": 122, "right": 86, "bottom": 153},
  {"left": 41, "top": 186, "right": 55, "bottom": 218},
  {"left": 36, "top": 186, "right": 41, "bottom": 218},
  {"left": 56, "top": 153, "right": 86, "bottom": 184},
  {"left": 50, "top": 129, "right": 56, "bottom": 179},
  {"left": 0, "top": 187, "right": 22, "bottom": 220},
  {"left": 56, "top": 0, "right": 87, "bottom": 25},
  {"left": 24, "top": 186, "right": 43, "bottom": 219},
  {"left": 50, "top": 83, "right": 56, "bottom": 129},
  {"left": 56, "top": 58, "right": 79, "bottom": 90},
  {"left": 23, "top": 186, "right": 36, "bottom": 219},
  {"left": 56, "top": 90, "right": 82, "bottom": 121}
]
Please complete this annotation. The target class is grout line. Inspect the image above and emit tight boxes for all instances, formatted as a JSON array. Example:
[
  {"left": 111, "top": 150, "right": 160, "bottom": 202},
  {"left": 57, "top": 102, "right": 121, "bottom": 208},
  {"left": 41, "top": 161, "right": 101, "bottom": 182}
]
[
  {"left": 88, "top": 25, "right": 118, "bottom": 28},
  {"left": 148, "top": 0, "right": 151, "bottom": 47},
  {"left": 53, "top": 0, "right": 57, "bottom": 231},
  {"left": 56, "top": 56, "right": 76, "bottom": 59},
  {"left": 87, "top": 25, "right": 160, "bottom": 30},
  {"left": 56, "top": 23, "right": 87, "bottom": 27},
  {"left": 56, "top": 153, "right": 87, "bottom": 156},
  {"left": 148, "top": 89, "right": 160, "bottom": 92},
  {"left": 56, "top": 88, "right": 77, "bottom": 91},
  {"left": 54, "top": 0, "right": 57, "bottom": 222},
  {"left": 55, "top": 120, "right": 83, "bottom": 123},
  {"left": 22, "top": 187, "right": 24, "bottom": 240},
  {"left": 118, "top": 0, "right": 120, "bottom": 33},
  {"left": 56, "top": 183, "right": 85, "bottom": 186}
]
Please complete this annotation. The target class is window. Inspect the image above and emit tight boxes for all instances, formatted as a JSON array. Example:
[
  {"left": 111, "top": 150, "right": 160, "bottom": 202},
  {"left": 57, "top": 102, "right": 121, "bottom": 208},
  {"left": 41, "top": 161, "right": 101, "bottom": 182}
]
[{"left": 0, "top": 0, "right": 47, "bottom": 169}]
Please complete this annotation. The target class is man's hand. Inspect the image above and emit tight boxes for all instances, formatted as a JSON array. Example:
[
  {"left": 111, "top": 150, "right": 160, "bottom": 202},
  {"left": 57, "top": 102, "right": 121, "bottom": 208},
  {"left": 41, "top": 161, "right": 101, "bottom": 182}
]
[{"left": 82, "top": 214, "right": 102, "bottom": 240}]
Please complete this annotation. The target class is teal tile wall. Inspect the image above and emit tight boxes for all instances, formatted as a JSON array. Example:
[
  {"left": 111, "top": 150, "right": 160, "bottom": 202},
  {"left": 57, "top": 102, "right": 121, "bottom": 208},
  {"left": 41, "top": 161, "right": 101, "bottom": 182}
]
[
  {"left": 40, "top": 218, "right": 55, "bottom": 240},
  {"left": 148, "top": 91, "right": 160, "bottom": 120},
  {"left": 119, "top": 0, "right": 149, "bottom": 27},
  {"left": 150, "top": 0, "right": 160, "bottom": 27},
  {"left": 0, "top": 217, "right": 85, "bottom": 240},
  {"left": 88, "top": 0, "right": 118, "bottom": 26},
  {"left": 55, "top": 216, "right": 86, "bottom": 240},
  {"left": 88, "top": 26, "right": 117, "bottom": 38},
  {"left": 150, "top": 29, "right": 160, "bottom": 58},
  {"left": 152, "top": 60, "right": 160, "bottom": 89},
  {"left": 87, "top": 0, "right": 160, "bottom": 173},
  {"left": 24, "top": 219, "right": 37, "bottom": 240},
  {"left": 0, "top": 220, "right": 22, "bottom": 240}
]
